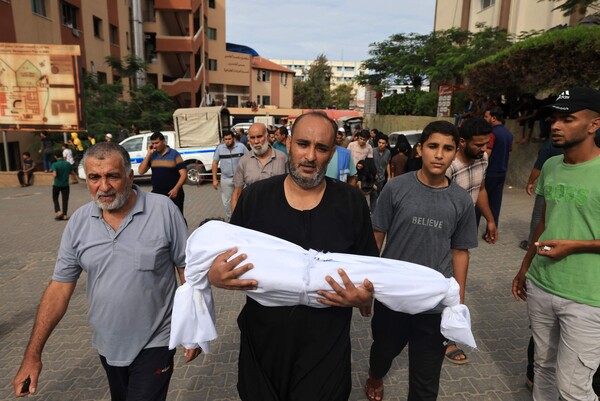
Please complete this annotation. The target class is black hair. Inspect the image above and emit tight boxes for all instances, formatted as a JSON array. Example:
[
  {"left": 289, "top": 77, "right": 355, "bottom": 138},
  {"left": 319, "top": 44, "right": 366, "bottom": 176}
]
[
  {"left": 150, "top": 132, "right": 165, "bottom": 141},
  {"left": 54, "top": 150, "right": 63, "bottom": 158},
  {"left": 222, "top": 131, "right": 234, "bottom": 138},
  {"left": 420, "top": 121, "right": 460, "bottom": 147},
  {"left": 377, "top": 134, "right": 389, "bottom": 144},
  {"left": 459, "top": 117, "right": 492, "bottom": 141},
  {"left": 358, "top": 129, "right": 370, "bottom": 139},
  {"left": 488, "top": 106, "right": 504, "bottom": 122},
  {"left": 22, "top": 151, "right": 31, "bottom": 157},
  {"left": 278, "top": 125, "right": 288, "bottom": 136}
]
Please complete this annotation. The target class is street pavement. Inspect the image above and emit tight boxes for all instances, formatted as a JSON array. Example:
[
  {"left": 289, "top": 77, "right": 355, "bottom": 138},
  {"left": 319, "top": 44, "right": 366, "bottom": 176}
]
[{"left": 1, "top": 180, "right": 536, "bottom": 401}]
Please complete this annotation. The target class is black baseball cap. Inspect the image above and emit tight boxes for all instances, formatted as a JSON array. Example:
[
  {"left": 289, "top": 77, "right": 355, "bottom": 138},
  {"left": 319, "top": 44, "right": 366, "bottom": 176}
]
[{"left": 542, "top": 87, "right": 600, "bottom": 115}]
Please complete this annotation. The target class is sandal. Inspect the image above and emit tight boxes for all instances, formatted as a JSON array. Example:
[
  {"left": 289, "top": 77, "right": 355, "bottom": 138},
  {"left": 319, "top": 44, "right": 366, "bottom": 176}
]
[
  {"left": 364, "top": 375, "right": 384, "bottom": 401},
  {"left": 54, "top": 212, "right": 63, "bottom": 221},
  {"left": 445, "top": 347, "right": 469, "bottom": 365}
]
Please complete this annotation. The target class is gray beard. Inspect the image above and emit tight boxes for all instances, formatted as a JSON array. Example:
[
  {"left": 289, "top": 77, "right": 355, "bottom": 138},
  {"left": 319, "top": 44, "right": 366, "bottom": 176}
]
[
  {"left": 288, "top": 160, "right": 326, "bottom": 189},
  {"left": 93, "top": 187, "right": 131, "bottom": 211},
  {"left": 252, "top": 143, "right": 269, "bottom": 156}
]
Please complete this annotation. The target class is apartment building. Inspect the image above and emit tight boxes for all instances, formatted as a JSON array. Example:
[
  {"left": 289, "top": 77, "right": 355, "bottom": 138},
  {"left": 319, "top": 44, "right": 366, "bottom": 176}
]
[
  {"left": 434, "top": 0, "right": 597, "bottom": 34},
  {"left": 270, "top": 59, "right": 367, "bottom": 88}
]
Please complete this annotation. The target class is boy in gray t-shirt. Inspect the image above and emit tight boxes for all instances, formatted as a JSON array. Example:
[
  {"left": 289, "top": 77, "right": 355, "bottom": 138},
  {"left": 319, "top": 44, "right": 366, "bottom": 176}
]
[{"left": 364, "top": 121, "right": 478, "bottom": 401}]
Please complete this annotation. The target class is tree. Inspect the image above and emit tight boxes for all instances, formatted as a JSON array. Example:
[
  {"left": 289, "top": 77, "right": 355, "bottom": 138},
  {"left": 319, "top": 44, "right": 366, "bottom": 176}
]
[
  {"left": 542, "top": 0, "right": 599, "bottom": 15},
  {"left": 293, "top": 54, "right": 332, "bottom": 108},
  {"left": 357, "top": 25, "right": 514, "bottom": 89},
  {"left": 465, "top": 25, "right": 600, "bottom": 97},
  {"left": 330, "top": 83, "right": 355, "bottom": 109},
  {"left": 105, "top": 54, "right": 147, "bottom": 90}
]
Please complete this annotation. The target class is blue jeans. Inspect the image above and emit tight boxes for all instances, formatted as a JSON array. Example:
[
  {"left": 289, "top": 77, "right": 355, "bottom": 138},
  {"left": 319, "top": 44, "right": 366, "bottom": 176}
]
[{"left": 476, "top": 175, "right": 506, "bottom": 230}]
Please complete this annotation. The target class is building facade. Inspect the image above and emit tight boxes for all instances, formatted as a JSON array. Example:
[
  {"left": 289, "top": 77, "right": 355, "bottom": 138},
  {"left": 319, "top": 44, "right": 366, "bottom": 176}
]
[
  {"left": 434, "top": 0, "right": 597, "bottom": 34},
  {"left": 0, "top": 0, "right": 293, "bottom": 170}
]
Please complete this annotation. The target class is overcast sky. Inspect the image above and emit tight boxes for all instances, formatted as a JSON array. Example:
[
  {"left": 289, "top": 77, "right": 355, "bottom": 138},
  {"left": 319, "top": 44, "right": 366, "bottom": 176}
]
[{"left": 226, "top": 0, "right": 436, "bottom": 62}]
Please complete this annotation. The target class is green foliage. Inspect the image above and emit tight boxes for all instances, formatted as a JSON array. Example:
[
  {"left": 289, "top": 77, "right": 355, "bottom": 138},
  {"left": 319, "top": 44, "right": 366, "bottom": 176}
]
[
  {"left": 465, "top": 25, "right": 600, "bottom": 97},
  {"left": 293, "top": 54, "right": 332, "bottom": 108},
  {"left": 330, "top": 84, "right": 355, "bottom": 109},
  {"left": 377, "top": 91, "right": 423, "bottom": 115},
  {"left": 358, "top": 24, "right": 514, "bottom": 88},
  {"left": 105, "top": 54, "right": 148, "bottom": 90},
  {"left": 413, "top": 91, "right": 439, "bottom": 116},
  {"left": 83, "top": 56, "right": 176, "bottom": 136},
  {"left": 541, "top": 0, "right": 598, "bottom": 15}
]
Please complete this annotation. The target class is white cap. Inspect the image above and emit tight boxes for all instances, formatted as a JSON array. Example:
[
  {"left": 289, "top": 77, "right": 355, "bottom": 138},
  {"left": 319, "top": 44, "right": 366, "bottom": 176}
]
[
  {"left": 105, "top": 133, "right": 113, "bottom": 138},
  {"left": 337, "top": 127, "right": 345, "bottom": 133}
]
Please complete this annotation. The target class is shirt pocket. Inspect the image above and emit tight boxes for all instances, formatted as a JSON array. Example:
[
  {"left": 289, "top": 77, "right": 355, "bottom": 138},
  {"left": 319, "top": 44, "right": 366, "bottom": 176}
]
[{"left": 135, "top": 239, "right": 168, "bottom": 271}]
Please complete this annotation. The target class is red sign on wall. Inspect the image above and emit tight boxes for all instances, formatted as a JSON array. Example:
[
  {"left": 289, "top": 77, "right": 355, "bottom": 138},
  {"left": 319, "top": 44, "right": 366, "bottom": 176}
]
[{"left": 437, "top": 85, "right": 453, "bottom": 117}]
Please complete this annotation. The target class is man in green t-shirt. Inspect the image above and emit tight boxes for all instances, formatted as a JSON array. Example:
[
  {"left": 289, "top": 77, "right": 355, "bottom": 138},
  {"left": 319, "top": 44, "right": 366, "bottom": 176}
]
[
  {"left": 50, "top": 150, "right": 72, "bottom": 220},
  {"left": 512, "top": 87, "right": 600, "bottom": 401}
]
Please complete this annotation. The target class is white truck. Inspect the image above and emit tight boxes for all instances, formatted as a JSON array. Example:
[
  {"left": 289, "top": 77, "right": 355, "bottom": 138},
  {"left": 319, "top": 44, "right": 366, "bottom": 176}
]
[{"left": 79, "top": 106, "right": 230, "bottom": 185}]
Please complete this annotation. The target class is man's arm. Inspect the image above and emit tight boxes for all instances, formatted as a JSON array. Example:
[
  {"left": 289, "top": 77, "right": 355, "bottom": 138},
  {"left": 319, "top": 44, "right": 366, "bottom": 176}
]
[
  {"left": 230, "top": 187, "right": 242, "bottom": 215},
  {"left": 373, "top": 230, "right": 386, "bottom": 254},
  {"left": 347, "top": 176, "right": 357, "bottom": 186},
  {"left": 451, "top": 249, "right": 469, "bottom": 303},
  {"left": 13, "top": 280, "right": 76, "bottom": 397},
  {"left": 211, "top": 160, "right": 219, "bottom": 190},
  {"left": 167, "top": 167, "right": 187, "bottom": 199},
  {"left": 475, "top": 180, "right": 497, "bottom": 244},
  {"left": 138, "top": 145, "right": 153, "bottom": 175},
  {"left": 512, "top": 203, "right": 546, "bottom": 301},
  {"left": 526, "top": 168, "right": 541, "bottom": 196},
  {"left": 536, "top": 239, "right": 600, "bottom": 261}
]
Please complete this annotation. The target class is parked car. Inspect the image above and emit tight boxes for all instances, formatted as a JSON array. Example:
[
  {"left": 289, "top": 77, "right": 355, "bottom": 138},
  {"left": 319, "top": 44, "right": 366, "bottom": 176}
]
[
  {"left": 79, "top": 106, "right": 229, "bottom": 184},
  {"left": 388, "top": 130, "right": 422, "bottom": 149}
]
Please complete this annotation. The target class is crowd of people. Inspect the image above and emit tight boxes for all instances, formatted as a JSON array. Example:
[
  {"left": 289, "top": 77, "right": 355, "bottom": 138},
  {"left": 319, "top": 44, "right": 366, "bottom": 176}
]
[{"left": 11, "top": 87, "right": 600, "bottom": 401}]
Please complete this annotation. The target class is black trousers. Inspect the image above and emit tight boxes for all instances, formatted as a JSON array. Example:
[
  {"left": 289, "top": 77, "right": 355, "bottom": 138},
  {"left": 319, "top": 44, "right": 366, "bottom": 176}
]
[
  {"left": 52, "top": 186, "right": 69, "bottom": 215},
  {"left": 18, "top": 171, "right": 34, "bottom": 186},
  {"left": 369, "top": 300, "right": 446, "bottom": 401},
  {"left": 99, "top": 347, "right": 176, "bottom": 401}
]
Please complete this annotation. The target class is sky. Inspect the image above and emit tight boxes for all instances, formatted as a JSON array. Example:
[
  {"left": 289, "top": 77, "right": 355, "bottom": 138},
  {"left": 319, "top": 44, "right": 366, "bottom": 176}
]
[{"left": 226, "top": 0, "right": 436, "bottom": 62}]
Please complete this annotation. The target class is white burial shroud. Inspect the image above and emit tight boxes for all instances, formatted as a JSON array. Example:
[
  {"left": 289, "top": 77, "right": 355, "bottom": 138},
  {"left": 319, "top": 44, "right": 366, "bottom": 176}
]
[{"left": 170, "top": 220, "right": 477, "bottom": 352}]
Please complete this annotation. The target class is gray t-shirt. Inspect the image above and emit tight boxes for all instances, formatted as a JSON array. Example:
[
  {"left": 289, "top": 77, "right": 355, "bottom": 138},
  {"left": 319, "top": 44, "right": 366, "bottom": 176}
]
[
  {"left": 53, "top": 186, "right": 187, "bottom": 366},
  {"left": 372, "top": 171, "right": 477, "bottom": 280},
  {"left": 373, "top": 148, "right": 391, "bottom": 181}
]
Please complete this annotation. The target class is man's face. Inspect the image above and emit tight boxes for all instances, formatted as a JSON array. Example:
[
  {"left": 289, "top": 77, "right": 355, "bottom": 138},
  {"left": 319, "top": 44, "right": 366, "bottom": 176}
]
[
  {"left": 22, "top": 154, "right": 30, "bottom": 160},
  {"left": 357, "top": 136, "right": 368, "bottom": 148},
  {"left": 462, "top": 134, "right": 490, "bottom": 160},
  {"left": 417, "top": 133, "right": 458, "bottom": 177},
  {"left": 377, "top": 139, "right": 387, "bottom": 152},
  {"left": 288, "top": 116, "right": 335, "bottom": 189},
  {"left": 248, "top": 124, "right": 268, "bottom": 156},
  {"left": 150, "top": 138, "right": 166, "bottom": 153},
  {"left": 336, "top": 133, "right": 345, "bottom": 145},
  {"left": 85, "top": 153, "right": 133, "bottom": 211},
  {"left": 550, "top": 110, "right": 600, "bottom": 149},
  {"left": 268, "top": 133, "right": 276, "bottom": 144},
  {"left": 223, "top": 134, "right": 234, "bottom": 148},
  {"left": 276, "top": 130, "right": 287, "bottom": 143},
  {"left": 484, "top": 110, "right": 493, "bottom": 124}
]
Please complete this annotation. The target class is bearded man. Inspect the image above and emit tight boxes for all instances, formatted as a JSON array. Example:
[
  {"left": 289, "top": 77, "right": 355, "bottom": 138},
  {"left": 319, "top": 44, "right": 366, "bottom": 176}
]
[
  {"left": 12, "top": 142, "right": 199, "bottom": 400},
  {"left": 208, "top": 112, "right": 379, "bottom": 401},
  {"left": 230, "top": 122, "right": 288, "bottom": 213}
]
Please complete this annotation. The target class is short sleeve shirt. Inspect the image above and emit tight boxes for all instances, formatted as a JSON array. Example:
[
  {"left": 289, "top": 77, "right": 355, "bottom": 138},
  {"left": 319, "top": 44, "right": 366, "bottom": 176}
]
[
  {"left": 233, "top": 147, "right": 288, "bottom": 188},
  {"left": 446, "top": 153, "right": 488, "bottom": 204},
  {"left": 213, "top": 142, "right": 248, "bottom": 179},
  {"left": 53, "top": 187, "right": 188, "bottom": 366},
  {"left": 347, "top": 141, "right": 374, "bottom": 166},
  {"left": 51, "top": 159, "right": 72, "bottom": 187},
  {"left": 149, "top": 147, "right": 186, "bottom": 194}
]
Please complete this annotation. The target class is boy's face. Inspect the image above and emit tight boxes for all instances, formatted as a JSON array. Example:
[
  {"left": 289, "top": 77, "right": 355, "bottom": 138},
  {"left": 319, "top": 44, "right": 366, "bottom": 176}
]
[
  {"left": 22, "top": 154, "right": 30, "bottom": 160},
  {"left": 417, "top": 133, "right": 457, "bottom": 176}
]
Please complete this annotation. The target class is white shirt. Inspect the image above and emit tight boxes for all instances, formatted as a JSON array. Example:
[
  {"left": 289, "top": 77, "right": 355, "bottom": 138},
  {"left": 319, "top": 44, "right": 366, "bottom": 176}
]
[{"left": 170, "top": 221, "right": 476, "bottom": 351}]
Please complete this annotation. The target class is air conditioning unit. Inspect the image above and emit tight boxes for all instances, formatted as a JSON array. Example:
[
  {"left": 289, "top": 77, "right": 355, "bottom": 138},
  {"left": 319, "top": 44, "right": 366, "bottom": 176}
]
[{"left": 72, "top": 28, "right": 80, "bottom": 37}]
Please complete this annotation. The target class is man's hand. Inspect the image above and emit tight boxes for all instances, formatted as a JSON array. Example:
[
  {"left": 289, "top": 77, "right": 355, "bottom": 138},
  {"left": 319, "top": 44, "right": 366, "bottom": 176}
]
[
  {"left": 212, "top": 179, "right": 219, "bottom": 190},
  {"left": 182, "top": 348, "right": 201, "bottom": 363},
  {"left": 207, "top": 248, "right": 257, "bottom": 290},
  {"left": 485, "top": 222, "right": 498, "bottom": 244},
  {"left": 13, "top": 355, "right": 42, "bottom": 397},
  {"left": 167, "top": 187, "right": 179, "bottom": 199},
  {"left": 535, "top": 240, "right": 576, "bottom": 261},
  {"left": 526, "top": 183, "right": 535, "bottom": 196},
  {"left": 512, "top": 268, "right": 528, "bottom": 302},
  {"left": 316, "top": 269, "right": 374, "bottom": 317}
]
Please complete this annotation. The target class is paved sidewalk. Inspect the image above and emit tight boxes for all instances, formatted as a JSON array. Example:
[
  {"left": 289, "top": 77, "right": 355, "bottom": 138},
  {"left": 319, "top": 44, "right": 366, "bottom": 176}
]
[{"left": 0, "top": 181, "right": 535, "bottom": 400}]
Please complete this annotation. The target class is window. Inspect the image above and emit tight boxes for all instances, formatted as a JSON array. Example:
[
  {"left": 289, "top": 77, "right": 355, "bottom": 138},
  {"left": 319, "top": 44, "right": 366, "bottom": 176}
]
[
  {"left": 121, "top": 136, "right": 144, "bottom": 152},
  {"left": 110, "top": 24, "right": 118, "bottom": 45},
  {"left": 32, "top": 0, "right": 47, "bottom": 17},
  {"left": 336, "top": 66, "right": 343, "bottom": 71},
  {"left": 61, "top": 1, "right": 78, "bottom": 28},
  {"left": 208, "top": 59, "right": 217, "bottom": 71},
  {"left": 257, "top": 70, "right": 270, "bottom": 82},
  {"left": 344, "top": 66, "right": 355, "bottom": 72},
  {"left": 209, "top": 0, "right": 215, "bottom": 8},
  {"left": 280, "top": 73, "right": 288, "bottom": 86},
  {"left": 207, "top": 28, "right": 216, "bottom": 40},
  {"left": 262, "top": 96, "right": 270, "bottom": 106},
  {"left": 93, "top": 16, "right": 103, "bottom": 39},
  {"left": 481, "top": 0, "right": 495, "bottom": 9},
  {"left": 97, "top": 71, "right": 107, "bottom": 84}
]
